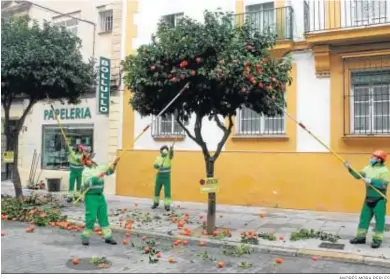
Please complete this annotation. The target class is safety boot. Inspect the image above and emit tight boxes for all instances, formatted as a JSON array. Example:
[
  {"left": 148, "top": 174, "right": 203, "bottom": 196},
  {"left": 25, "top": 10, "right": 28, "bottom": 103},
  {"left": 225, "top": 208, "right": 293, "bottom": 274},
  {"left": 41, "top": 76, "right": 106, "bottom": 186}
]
[
  {"left": 371, "top": 239, "right": 381, "bottom": 249},
  {"left": 105, "top": 238, "right": 117, "bottom": 245},
  {"left": 350, "top": 237, "right": 366, "bottom": 244},
  {"left": 164, "top": 205, "right": 170, "bottom": 212},
  {"left": 151, "top": 203, "right": 159, "bottom": 209},
  {"left": 81, "top": 239, "right": 89, "bottom": 246}
]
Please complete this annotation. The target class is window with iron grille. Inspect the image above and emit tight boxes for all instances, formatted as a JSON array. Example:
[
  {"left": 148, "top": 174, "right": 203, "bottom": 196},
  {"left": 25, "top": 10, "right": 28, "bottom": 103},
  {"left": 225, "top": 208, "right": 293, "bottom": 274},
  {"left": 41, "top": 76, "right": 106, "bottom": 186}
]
[
  {"left": 236, "top": 107, "right": 285, "bottom": 136},
  {"left": 161, "top": 13, "right": 184, "bottom": 27},
  {"left": 53, "top": 17, "right": 78, "bottom": 36},
  {"left": 352, "top": 0, "right": 388, "bottom": 26},
  {"left": 245, "top": 2, "right": 275, "bottom": 34},
  {"left": 151, "top": 114, "right": 187, "bottom": 137},
  {"left": 99, "top": 10, "right": 113, "bottom": 32},
  {"left": 350, "top": 70, "right": 390, "bottom": 135}
]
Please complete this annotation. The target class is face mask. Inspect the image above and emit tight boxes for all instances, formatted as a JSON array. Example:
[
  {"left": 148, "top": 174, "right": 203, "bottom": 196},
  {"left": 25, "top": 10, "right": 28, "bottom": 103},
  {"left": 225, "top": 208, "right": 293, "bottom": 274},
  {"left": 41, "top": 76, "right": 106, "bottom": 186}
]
[{"left": 369, "top": 158, "right": 377, "bottom": 166}]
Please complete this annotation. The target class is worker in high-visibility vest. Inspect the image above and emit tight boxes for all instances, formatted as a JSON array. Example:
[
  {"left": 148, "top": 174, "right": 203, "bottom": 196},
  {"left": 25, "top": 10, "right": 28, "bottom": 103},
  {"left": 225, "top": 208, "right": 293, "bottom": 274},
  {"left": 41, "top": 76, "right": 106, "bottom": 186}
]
[
  {"left": 80, "top": 151, "right": 119, "bottom": 246},
  {"left": 151, "top": 145, "right": 174, "bottom": 211},
  {"left": 344, "top": 150, "right": 389, "bottom": 248},
  {"left": 67, "top": 144, "right": 84, "bottom": 203}
]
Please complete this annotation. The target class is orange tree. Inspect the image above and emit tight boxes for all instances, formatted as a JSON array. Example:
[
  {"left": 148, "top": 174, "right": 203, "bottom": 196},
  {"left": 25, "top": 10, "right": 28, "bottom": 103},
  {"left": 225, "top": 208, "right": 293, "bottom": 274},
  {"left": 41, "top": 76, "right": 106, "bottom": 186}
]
[
  {"left": 1, "top": 16, "right": 95, "bottom": 199},
  {"left": 122, "top": 11, "right": 292, "bottom": 233}
]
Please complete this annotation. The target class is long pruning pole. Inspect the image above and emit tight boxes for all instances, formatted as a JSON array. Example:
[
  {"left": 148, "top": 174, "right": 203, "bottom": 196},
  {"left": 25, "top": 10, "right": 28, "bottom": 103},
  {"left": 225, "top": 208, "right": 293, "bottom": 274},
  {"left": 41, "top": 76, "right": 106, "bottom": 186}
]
[
  {"left": 46, "top": 98, "right": 73, "bottom": 152},
  {"left": 268, "top": 96, "right": 387, "bottom": 200},
  {"left": 73, "top": 83, "right": 190, "bottom": 205}
]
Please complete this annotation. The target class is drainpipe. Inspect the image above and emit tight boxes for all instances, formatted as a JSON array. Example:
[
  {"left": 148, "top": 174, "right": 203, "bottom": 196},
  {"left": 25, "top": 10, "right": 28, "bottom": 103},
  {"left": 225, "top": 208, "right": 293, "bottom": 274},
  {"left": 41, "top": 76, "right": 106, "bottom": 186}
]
[{"left": 26, "top": 1, "right": 96, "bottom": 59}]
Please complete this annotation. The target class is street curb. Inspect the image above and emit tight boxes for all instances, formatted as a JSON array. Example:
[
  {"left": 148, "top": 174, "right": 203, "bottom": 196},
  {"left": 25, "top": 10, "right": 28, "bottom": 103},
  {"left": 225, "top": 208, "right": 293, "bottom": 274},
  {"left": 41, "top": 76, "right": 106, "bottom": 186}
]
[{"left": 68, "top": 218, "right": 390, "bottom": 268}]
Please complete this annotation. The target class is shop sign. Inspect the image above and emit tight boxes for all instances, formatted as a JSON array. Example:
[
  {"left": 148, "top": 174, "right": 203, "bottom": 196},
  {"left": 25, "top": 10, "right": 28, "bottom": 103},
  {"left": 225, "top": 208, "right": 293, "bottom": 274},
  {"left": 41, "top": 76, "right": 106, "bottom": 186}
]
[
  {"left": 44, "top": 107, "right": 92, "bottom": 121},
  {"left": 200, "top": 177, "right": 219, "bottom": 193},
  {"left": 2, "top": 151, "right": 14, "bottom": 163},
  {"left": 98, "top": 56, "right": 111, "bottom": 115}
]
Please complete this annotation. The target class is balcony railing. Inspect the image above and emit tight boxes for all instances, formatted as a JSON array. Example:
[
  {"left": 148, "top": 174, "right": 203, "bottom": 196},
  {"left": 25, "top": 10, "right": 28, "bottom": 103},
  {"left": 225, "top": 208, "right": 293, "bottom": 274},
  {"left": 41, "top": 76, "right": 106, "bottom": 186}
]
[
  {"left": 234, "top": 6, "right": 294, "bottom": 40},
  {"left": 304, "top": 0, "right": 390, "bottom": 33}
]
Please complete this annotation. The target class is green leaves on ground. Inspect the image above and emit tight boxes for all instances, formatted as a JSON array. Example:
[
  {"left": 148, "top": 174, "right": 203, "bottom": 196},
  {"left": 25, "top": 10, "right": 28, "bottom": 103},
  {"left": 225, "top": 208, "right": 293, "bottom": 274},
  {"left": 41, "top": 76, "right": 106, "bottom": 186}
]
[
  {"left": 290, "top": 228, "right": 341, "bottom": 243},
  {"left": 1, "top": 194, "right": 66, "bottom": 226}
]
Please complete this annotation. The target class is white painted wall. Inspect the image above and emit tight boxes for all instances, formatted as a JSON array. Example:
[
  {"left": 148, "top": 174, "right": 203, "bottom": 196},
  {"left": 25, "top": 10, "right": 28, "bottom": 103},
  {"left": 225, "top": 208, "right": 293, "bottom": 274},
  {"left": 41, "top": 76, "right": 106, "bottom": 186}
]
[
  {"left": 293, "top": 51, "right": 330, "bottom": 152},
  {"left": 132, "top": 0, "right": 235, "bottom": 151},
  {"left": 28, "top": 0, "right": 115, "bottom": 61},
  {"left": 18, "top": 97, "right": 109, "bottom": 190}
]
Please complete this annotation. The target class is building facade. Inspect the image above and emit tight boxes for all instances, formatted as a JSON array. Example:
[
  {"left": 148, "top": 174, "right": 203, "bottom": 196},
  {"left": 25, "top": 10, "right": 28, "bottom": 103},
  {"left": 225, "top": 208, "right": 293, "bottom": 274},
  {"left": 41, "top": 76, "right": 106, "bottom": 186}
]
[
  {"left": 1, "top": 0, "right": 128, "bottom": 193},
  {"left": 117, "top": 0, "right": 390, "bottom": 213}
]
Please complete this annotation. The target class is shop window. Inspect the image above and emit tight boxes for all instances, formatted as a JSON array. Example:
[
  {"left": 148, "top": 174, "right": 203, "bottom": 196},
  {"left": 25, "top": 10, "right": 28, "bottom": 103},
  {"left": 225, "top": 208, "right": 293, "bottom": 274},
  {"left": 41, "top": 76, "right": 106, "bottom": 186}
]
[
  {"left": 42, "top": 124, "right": 93, "bottom": 170},
  {"left": 99, "top": 10, "right": 113, "bottom": 33},
  {"left": 350, "top": 70, "right": 390, "bottom": 135},
  {"left": 236, "top": 106, "right": 285, "bottom": 136}
]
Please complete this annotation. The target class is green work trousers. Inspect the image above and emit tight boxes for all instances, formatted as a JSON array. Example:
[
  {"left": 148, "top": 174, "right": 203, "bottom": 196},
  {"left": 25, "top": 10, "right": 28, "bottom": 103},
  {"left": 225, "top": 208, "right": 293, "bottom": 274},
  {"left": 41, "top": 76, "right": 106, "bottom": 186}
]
[
  {"left": 153, "top": 174, "right": 171, "bottom": 206},
  {"left": 356, "top": 199, "right": 386, "bottom": 241},
  {"left": 81, "top": 194, "right": 112, "bottom": 240},
  {"left": 68, "top": 168, "right": 83, "bottom": 198}
]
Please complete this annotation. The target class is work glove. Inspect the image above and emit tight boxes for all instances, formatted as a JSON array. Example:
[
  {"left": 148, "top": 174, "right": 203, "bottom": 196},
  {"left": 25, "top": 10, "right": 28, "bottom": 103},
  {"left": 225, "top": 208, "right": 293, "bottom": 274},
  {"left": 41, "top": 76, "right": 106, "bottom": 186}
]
[
  {"left": 343, "top": 161, "right": 350, "bottom": 169},
  {"left": 363, "top": 177, "right": 372, "bottom": 184}
]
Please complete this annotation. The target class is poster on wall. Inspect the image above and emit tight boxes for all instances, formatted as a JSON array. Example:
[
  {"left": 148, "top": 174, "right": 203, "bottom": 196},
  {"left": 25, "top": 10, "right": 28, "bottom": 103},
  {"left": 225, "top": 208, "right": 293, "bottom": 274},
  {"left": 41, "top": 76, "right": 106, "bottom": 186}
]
[{"left": 97, "top": 56, "right": 111, "bottom": 116}]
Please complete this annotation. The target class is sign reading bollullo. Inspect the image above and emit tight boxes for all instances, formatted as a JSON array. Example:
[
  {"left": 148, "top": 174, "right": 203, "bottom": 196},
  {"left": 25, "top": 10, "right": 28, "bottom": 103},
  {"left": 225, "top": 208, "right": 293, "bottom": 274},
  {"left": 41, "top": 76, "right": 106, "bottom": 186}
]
[{"left": 98, "top": 57, "right": 111, "bottom": 115}]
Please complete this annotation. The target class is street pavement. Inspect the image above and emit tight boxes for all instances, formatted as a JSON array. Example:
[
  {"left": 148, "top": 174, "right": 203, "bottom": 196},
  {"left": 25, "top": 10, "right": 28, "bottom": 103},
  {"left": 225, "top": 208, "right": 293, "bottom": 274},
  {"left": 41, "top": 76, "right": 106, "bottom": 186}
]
[
  {"left": 1, "top": 181, "right": 390, "bottom": 270},
  {"left": 2, "top": 221, "right": 390, "bottom": 274}
]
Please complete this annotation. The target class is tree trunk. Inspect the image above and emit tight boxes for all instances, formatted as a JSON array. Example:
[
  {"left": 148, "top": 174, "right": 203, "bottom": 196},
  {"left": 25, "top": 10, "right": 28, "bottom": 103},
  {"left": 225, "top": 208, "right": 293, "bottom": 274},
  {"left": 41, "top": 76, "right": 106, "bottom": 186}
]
[
  {"left": 2, "top": 99, "right": 35, "bottom": 200},
  {"left": 12, "top": 133, "right": 23, "bottom": 200},
  {"left": 205, "top": 157, "right": 216, "bottom": 234}
]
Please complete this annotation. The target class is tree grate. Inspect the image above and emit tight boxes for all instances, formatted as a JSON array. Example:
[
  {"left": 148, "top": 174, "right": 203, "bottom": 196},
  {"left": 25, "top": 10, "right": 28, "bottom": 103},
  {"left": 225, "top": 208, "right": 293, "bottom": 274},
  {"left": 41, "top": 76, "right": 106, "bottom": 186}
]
[{"left": 318, "top": 242, "right": 345, "bottom": 250}]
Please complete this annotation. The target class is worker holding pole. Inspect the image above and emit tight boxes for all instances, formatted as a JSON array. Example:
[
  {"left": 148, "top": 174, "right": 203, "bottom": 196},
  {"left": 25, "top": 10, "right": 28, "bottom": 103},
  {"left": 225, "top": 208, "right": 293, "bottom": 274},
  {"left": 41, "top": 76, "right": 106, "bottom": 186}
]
[
  {"left": 80, "top": 149, "right": 119, "bottom": 246},
  {"left": 266, "top": 94, "right": 388, "bottom": 249},
  {"left": 344, "top": 151, "right": 389, "bottom": 249},
  {"left": 152, "top": 144, "right": 175, "bottom": 211},
  {"left": 67, "top": 144, "right": 85, "bottom": 203}
]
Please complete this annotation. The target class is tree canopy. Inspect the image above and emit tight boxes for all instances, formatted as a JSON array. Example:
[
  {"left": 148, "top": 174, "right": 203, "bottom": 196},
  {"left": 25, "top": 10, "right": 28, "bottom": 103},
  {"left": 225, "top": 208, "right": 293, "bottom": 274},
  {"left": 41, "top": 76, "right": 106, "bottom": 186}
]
[
  {"left": 1, "top": 15, "right": 96, "bottom": 197},
  {"left": 122, "top": 10, "right": 292, "bottom": 160},
  {"left": 1, "top": 16, "right": 96, "bottom": 110}
]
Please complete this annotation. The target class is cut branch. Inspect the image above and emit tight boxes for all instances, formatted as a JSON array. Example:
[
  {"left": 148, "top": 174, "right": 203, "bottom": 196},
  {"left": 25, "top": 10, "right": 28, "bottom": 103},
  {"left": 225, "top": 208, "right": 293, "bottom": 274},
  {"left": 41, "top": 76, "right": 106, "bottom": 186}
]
[{"left": 212, "top": 115, "right": 234, "bottom": 161}]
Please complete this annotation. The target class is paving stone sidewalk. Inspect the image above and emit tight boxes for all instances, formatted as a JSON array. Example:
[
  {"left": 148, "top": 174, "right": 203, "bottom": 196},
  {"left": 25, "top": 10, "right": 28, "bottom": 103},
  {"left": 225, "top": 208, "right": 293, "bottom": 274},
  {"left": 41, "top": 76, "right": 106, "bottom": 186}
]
[{"left": 2, "top": 181, "right": 390, "bottom": 267}]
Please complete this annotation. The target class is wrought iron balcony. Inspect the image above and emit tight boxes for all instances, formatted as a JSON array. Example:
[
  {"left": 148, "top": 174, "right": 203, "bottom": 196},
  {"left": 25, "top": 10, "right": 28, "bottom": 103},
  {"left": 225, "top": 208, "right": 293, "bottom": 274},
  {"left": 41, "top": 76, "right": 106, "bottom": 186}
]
[
  {"left": 234, "top": 6, "right": 294, "bottom": 40},
  {"left": 304, "top": 0, "right": 390, "bottom": 33}
]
